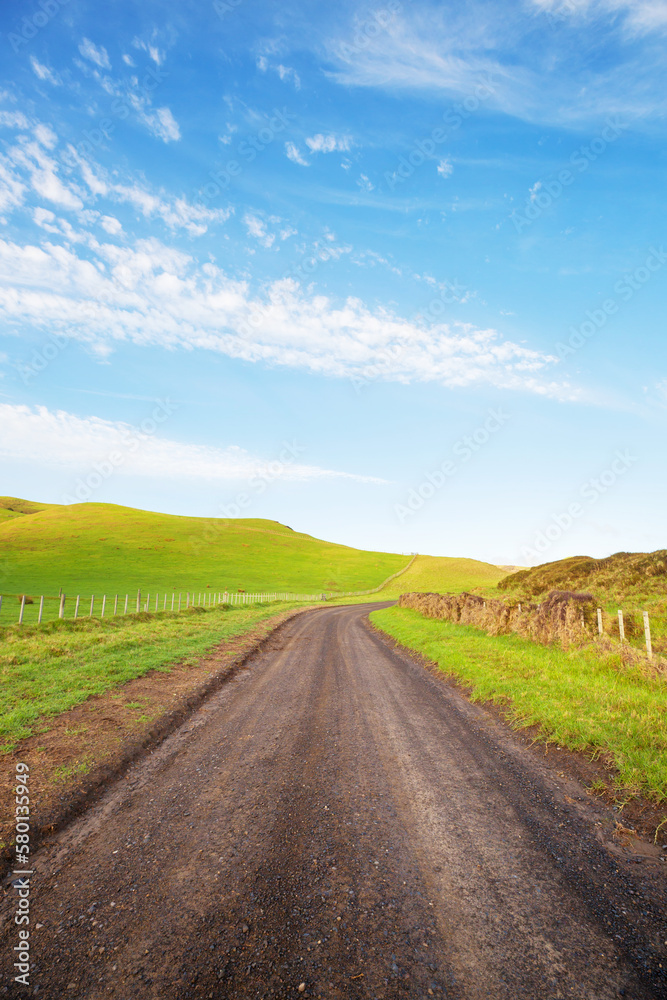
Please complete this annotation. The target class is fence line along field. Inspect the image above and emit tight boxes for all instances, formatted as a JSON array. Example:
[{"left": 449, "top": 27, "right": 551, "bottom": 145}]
[{"left": 2, "top": 589, "right": 330, "bottom": 627}]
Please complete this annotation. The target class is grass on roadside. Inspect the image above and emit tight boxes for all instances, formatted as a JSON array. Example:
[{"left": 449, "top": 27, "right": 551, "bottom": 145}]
[
  {"left": 0, "top": 602, "right": 306, "bottom": 752},
  {"left": 370, "top": 605, "right": 667, "bottom": 803}
]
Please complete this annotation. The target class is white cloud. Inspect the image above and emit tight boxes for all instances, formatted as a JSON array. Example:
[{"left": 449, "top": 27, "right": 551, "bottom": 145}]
[
  {"left": 33, "top": 207, "right": 56, "bottom": 227},
  {"left": 33, "top": 124, "right": 58, "bottom": 150},
  {"left": 324, "top": 4, "right": 667, "bottom": 124},
  {"left": 277, "top": 64, "right": 301, "bottom": 89},
  {"left": 0, "top": 111, "right": 30, "bottom": 130},
  {"left": 530, "top": 0, "right": 667, "bottom": 34},
  {"left": 0, "top": 160, "right": 25, "bottom": 217},
  {"left": 132, "top": 37, "right": 165, "bottom": 65},
  {"left": 256, "top": 55, "right": 268, "bottom": 72},
  {"left": 78, "top": 38, "right": 111, "bottom": 70},
  {"left": 64, "top": 151, "right": 230, "bottom": 234},
  {"left": 285, "top": 142, "right": 310, "bottom": 166},
  {"left": 0, "top": 233, "right": 571, "bottom": 398},
  {"left": 0, "top": 403, "right": 384, "bottom": 485},
  {"left": 134, "top": 105, "right": 181, "bottom": 143},
  {"left": 8, "top": 137, "right": 84, "bottom": 211},
  {"left": 305, "top": 133, "right": 352, "bottom": 154},
  {"left": 73, "top": 45, "right": 180, "bottom": 145},
  {"left": 243, "top": 214, "right": 275, "bottom": 248},
  {"left": 356, "top": 173, "right": 374, "bottom": 192},
  {"left": 100, "top": 215, "right": 123, "bottom": 235},
  {"left": 122, "top": 54, "right": 136, "bottom": 67},
  {"left": 437, "top": 158, "right": 454, "bottom": 178},
  {"left": 29, "top": 56, "right": 61, "bottom": 85}
]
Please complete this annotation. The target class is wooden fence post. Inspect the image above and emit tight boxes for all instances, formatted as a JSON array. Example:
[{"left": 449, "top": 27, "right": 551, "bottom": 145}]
[
  {"left": 124, "top": 594, "right": 129, "bottom": 614},
  {"left": 145, "top": 593, "right": 150, "bottom": 612},
  {"left": 101, "top": 595, "right": 106, "bottom": 617},
  {"left": 19, "top": 595, "right": 25, "bottom": 625},
  {"left": 74, "top": 595, "right": 80, "bottom": 619},
  {"left": 59, "top": 593, "right": 66, "bottom": 619},
  {"left": 90, "top": 595, "right": 95, "bottom": 617},
  {"left": 617, "top": 609, "right": 625, "bottom": 643},
  {"left": 597, "top": 608, "right": 603, "bottom": 634},
  {"left": 114, "top": 594, "right": 118, "bottom": 616},
  {"left": 38, "top": 595, "right": 44, "bottom": 624},
  {"left": 643, "top": 611, "right": 653, "bottom": 660}
]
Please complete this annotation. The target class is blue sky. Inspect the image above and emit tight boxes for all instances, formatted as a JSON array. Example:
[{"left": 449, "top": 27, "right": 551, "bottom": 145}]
[{"left": 0, "top": 0, "right": 666, "bottom": 565}]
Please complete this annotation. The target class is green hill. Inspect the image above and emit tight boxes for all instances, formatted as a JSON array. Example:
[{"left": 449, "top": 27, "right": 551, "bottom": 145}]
[
  {"left": 376, "top": 554, "right": 504, "bottom": 596},
  {"left": 0, "top": 496, "right": 59, "bottom": 523},
  {"left": 0, "top": 498, "right": 409, "bottom": 599},
  {"left": 334, "top": 553, "right": 505, "bottom": 603}
]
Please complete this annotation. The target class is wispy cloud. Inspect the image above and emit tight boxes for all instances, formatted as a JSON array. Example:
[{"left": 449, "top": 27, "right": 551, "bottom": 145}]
[
  {"left": 134, "top": 105, "right": 180, "bottom": 143},
  {"left": 0, "top": 231, "right": 571, "bottom": 398},
  {"left": 132, "top": 36, "right": 165, "bottom": 65},
  {"left": 305, "top": 133, "right": 352, "bottom": 154},
  {"left": 277, "top": 64, "right": 301, "bottom": 89},
  {"left": 29, "top": 56, "right": 61, "bottom": 86},
  {"left": 65, "top": 149, "right": 230, "bottom": 234},
  {"left": 66, "top": 43, "right": 181, "bottom": 144},
  {"left": 285, "top": 141, "right": 310, "bottom": 166},
  {"left": 78, "top": 38, "right": 112, "bottom": 71},
  {"left": 243, "top": 213, "right": 275, "bottom": 248},
  {"left": 323, "top": 3, "right": 667, "bottom": 125},
  {"left": 0, "top": 403, "right": 386, "bottom": 484},
  {"left": 529, "top": 0, "right": 667, "bottom": 35}
]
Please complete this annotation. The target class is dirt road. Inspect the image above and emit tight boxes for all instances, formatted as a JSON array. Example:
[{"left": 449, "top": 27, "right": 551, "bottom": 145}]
[{"left": 2, "top": 602, "right": 666, "bottom": 998}]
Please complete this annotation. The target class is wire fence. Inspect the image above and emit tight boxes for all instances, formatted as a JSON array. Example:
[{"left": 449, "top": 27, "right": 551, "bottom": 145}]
[
  {"left": 0, "top": 554, "right": 419, "bottom": 629},
  {"left": 0, "top": 589, "right": 328, "bottom": 628},
  {"left": 596, "top": 606, "right": 666, "bottom": 661}
]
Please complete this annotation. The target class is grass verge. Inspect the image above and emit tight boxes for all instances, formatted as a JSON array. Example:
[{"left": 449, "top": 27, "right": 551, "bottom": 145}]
[
  {"left": 370, "top": 605, "right": 667, "bottom": 805},
  {"left": 0, "top": 602, "right": 306, "bottom": 752}
]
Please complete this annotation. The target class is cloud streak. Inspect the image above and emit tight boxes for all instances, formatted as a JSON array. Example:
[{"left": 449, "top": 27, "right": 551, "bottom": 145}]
[
  {"left": 323, "top": 3, "right": 667, "bottom": 125},
  {"left": 0, "top": 403, "right": 386, "bottom": 484},
  {"left": 0, "top": 230, "right": 570, "bottom": 398}
]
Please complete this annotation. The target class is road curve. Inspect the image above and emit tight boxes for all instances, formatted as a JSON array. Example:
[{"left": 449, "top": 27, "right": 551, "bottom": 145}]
[{"left": 2, "top": 602, "right": 666, "bottom": 999}]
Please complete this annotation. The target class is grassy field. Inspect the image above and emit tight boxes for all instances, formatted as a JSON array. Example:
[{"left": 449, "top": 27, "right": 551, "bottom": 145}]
[
  {"left": 330, "top": 554, "right": 504, "bottom": 604},
  {"left": 0, "top": 601, "right": 307, "bottom": 753},
  {"left": 370, "top": 605, "right": 667, "bottom": 804},
  {"left": 0, "top": 497, "right": 410, "bottom": 618}
]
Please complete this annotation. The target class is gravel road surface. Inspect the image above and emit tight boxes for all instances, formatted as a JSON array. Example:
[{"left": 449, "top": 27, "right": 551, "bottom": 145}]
[{"left": 2, "top": 602, "right": 666, "bottom": 998}]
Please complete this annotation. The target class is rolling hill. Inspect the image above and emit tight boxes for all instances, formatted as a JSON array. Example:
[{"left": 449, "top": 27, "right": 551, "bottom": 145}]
[
  {"left": 0, "top": 498, "right": 409, "bottom": 597},
  {"left": 350, "top": 554, "right": 505, "bottom": 601}
]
